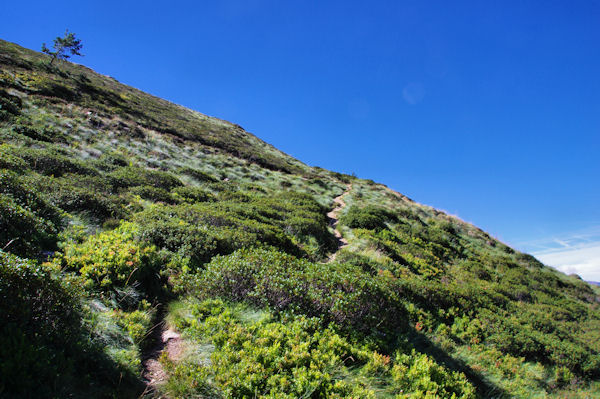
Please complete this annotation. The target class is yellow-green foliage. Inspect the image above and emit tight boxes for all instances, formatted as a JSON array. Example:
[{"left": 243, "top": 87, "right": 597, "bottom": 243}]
[
  {"left": 160, "top": 357, "right": 219, "bottom": 399},
  {"left": 391, "top": 350, "right": 476, "bottom": 398},
  {"left": 53, "top": 221, "right": 161, "bottom": 292},
  {"left": 112, "top": 305, "right": 153, "bottom": 346},
  {"left": 164, "top": 299, "right": 475, "bottom": 398}
]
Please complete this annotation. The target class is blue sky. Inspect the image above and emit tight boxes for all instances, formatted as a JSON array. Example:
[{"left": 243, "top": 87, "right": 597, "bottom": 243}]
[{"left": 2, "top": 1, "right": 599, "bottom": 279}]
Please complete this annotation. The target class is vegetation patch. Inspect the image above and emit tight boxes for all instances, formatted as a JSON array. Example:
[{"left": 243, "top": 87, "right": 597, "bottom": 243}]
[
  {"left": 161, "top": 299, "right": 476, "bottom": 398},
  {"left": 0, "top": 250, "right": 144, "bottom": 398}
]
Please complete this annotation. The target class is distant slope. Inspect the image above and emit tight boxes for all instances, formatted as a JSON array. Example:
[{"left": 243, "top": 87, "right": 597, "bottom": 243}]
[
  {"left": 0, "top": 39, "right": 305, "bottom": 174},
  {"left": 1, "top": 39, "right": 599, "bottom": 398}
]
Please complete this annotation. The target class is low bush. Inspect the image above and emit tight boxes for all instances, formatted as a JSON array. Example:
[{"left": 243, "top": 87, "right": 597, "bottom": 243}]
[
  {"left": 132, "top": 194, "right": 326, "bottom": 268},
  {"left": 359, "top": 228, "right": 444, "bottom": 278},
  {"left": 2, "top": 145, "right": 97, "bottom": 177},
  {"left": 340, "top": 205, "right": 396, "bottom": 230},
  {"left": 0, "top": 89, "right": 21, "bottom": 121},
  {"left": 51, "top": 222, "right": 164, "bottom": 296},
  {"left": 176, "top": 166, "right": 218, "bottom": 183},
  {"left": 164, "top": 299, "right": 475, "bottom": 398},
  {"left": 111, "top": 305, "right": 154, "bottom": 348},
  {"left": 0, "top": 170, "right": 62, "bottom": 256},
  {"left": 0, "top": 250, "right": 80, "bottom": 396},
  {"left": 333, "top": 250, "right": 386, "bottom": 274},
  {"left": 197, "top": 247, "right": 407, "bottom": 335},
  {"left": 109, "top": 166, "right": 182, "bottom": 190},
  {"left": 134, "top": 207, "right": 220, "bottom": 268},
  {"left": 93, "top": 152, "right": 129, "bottom": 171},
  {"left": 129, "top": 185, "right": 175, "bottom": 203},
  {"left": 52, "top": 187, "right": 125, "bottom": 219},
  {"left": 0, "top": 169, "right": 62, "bottom": 223},
  {"left": 11, "top": 117, "right": 67, "bottom": 143},
  {"left": 171, "top": 185, "right": 216, "bottom": 203},
  {"left": 0, "top": 147, "right": 27, "bottom": 171},
  {"left": 391, "top": 350, "right": 476, "bottom": 398},
  {"left": 0, "top": 194, "right": 58, "bottom": 256},
  {"left": 24, "top": 173, "right": 126, "bottom": 221}
]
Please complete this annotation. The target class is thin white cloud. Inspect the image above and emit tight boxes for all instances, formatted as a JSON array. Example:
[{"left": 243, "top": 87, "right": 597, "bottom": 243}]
[
  {"left": 534, "top": 243, "right": 600, "bottom": 282},
  {"left": 519, "top": 226, "right": 600, "bottom": 250},
  {"left": 517, "top": 225, "right": 600, "bottom": 282},
  {"left": 553, "top": 239, "right": 571, "bottom": 248}
]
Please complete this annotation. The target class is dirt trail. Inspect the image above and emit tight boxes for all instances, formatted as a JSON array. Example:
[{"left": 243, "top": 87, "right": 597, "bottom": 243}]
[
  {"left": 327, "top": 184, "right": 352, "bottom": 262},
  {"left": 142, "top": 323, "right": 184, "bottom": 393}
]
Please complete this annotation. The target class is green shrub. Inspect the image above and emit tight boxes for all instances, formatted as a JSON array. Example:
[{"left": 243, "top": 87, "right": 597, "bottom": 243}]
[
  {"left": 391, "top": 350, "right": 476, "bottom": 398},
  {"left": 25, "top": 173, "right": 126, "bottom": 221},
  {"left": 0, "top": 250, "right": 80, "bottom": 396},
  {"left": 0, "top": 194, "right": 58, "bottom": 256},
  {"left": 109, "top": 166, "right": 182, "bottom": 190},
  {"left": 171, "top": 186, "right": 216, "bottom": 203},
  {"left": 133, "top": 199, "right": 303, "bottom": 265},
  {"left": 11, "top": 117, "right": 67, "bottom": 143},
  {"left": 166, "top": 299, "right": 476, "bottom": 398},
  {"left": 168, "top": 299, "right": 376, "bottom": 398},
  {"left": 134, "top": 207, "right": 219, "bottom": 267},
  {"left": 2, "top": 145, "right": 97, "bottom": 176},
  {"left": 198, "top": 247, "right": 407, "bottom": 335},
  {"left": 0, "top": 169, "right": 62, "bottom": 223},
  {"left": 362, "top": 228, "right": 444, "bottom": 278},
  {"left": 129, "top": 185, "right": 175, "bottom": 203},
  {"left": 258, "top": 191, "right": 337, "bottom": 257},
  {"left": 176, "top": 166, "right": 218, "bottom": 182},
  {"left": 52, "top": 222, "right": 164, "bottom": 295},
  {"left": 0, "top": 147, "right": 27, "bottom": 171},
  {"left": 111, "top": 306, "right": 154, "bottom": 347},
  {"left": 341, "top": 205, "right": 396, "bottom": 230},
  {"left": 0, "top": 170, "right": 62, "bottom": 256},
  {"left": 0, "top": 89, "right": 21, "bottom": 120},
  {"left": 93, "top": 151, "right": 129, "bottom": 171},
  {"left": 0, "top": 250, "right": 80, "bottom": 346},
  {"left": 160, "top": 357, "right": 220, "bottom": 398},
  {"left": 333, "top": 250, "right": 385, "bottom": 274}
]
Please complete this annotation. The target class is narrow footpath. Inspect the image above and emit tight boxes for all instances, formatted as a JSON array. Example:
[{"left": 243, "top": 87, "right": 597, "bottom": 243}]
[
  {"left": 327, "top": 184, "right": 352, "bottom": 262},
  {"left": 141, "top": 321, "right": 184, "bottom": 395}
]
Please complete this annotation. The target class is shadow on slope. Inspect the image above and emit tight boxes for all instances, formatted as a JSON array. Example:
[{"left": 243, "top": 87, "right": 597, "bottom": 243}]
[
  {"left": 0, "top": 250, "right": 145, "bottom": 399},
  {"left": 405, "top": 331, "right": 511, "bottom": 399}
]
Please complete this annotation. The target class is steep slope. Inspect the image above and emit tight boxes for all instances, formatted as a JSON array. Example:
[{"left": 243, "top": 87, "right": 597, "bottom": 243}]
[
  {"left": 1, "top": 39, "right": 599, "bottom": 398},
  {"left": 0, "top": 39, "right": 305, "bottom": 174}
]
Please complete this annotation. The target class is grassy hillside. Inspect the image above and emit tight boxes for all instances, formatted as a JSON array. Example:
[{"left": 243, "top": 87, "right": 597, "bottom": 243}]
[{"left": 1, "top": 39, "right": 599, "bottom": 398}]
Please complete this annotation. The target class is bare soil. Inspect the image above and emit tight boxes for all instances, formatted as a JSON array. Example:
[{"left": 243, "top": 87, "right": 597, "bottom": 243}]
[
  {"left": 142, "top": 325, "right": 184, "bottom": 392},
  {"left": 327, "top": 184, "right": 352, "bottom": 261}
]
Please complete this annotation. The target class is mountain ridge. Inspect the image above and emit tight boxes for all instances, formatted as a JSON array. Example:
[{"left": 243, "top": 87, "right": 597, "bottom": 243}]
[{"left": 1, "top": 39, "right": 599, "bottom": 398}]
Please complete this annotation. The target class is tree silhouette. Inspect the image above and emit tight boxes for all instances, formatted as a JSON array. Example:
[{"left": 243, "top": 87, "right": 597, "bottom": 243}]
[{"left": 42, "top": 30, "right": 83, "bottom": 65}]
